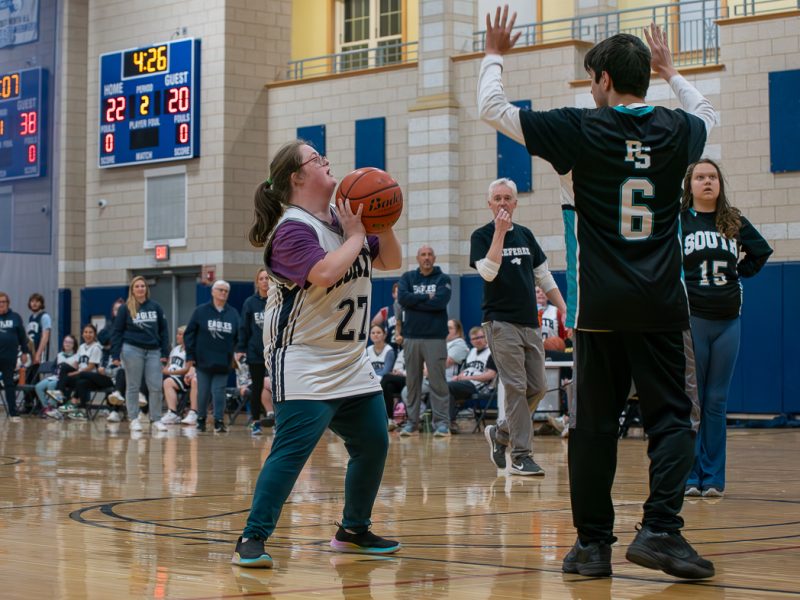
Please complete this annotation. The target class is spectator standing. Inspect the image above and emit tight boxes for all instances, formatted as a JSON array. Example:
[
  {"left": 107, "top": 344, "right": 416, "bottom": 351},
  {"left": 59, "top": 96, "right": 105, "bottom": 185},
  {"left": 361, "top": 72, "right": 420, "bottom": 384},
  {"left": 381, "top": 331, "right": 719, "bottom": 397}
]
[
  {"left": 680, "top": 159, "right": 772, "bottom": 498},
  {"left": 236, "top": 268, "right": 273, "bottom": 436},
  {"left": 397, "top": 245, "right": 452, "bottom": 438},
  {"left": 111, "top": 276, "right": 170, "bottom": 432},
  {"left": 0, "top": 292, "right": 30, "bottom": 422},
  {"left": 471, "top": 177, "right": 566, "bottom": 475},
  {"left": 26, "top": 293, "right": 52, "bottom": 376},
  {"left": 184, "top": 279, "right": 240, "bottom": 433}
]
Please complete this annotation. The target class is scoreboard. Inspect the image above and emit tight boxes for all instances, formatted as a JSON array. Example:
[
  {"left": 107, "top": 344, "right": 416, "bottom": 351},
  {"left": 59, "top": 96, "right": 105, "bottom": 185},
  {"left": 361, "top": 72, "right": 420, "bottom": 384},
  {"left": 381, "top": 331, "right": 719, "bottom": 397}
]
[
  {"left": 0, "top": 67, "right": 46, "bottom": 182},
  {"left": 99, "top": 38, "right": 200, "bottom": 168}
]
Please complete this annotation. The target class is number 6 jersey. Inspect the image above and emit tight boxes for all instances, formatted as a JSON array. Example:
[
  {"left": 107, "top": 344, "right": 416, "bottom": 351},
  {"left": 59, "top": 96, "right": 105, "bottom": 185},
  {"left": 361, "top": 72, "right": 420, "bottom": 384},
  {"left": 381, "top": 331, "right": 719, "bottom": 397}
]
[
  {"left": 263, "top": 205, "right": 382, "bottom": 402},
  {"left": 519, "top": 105, "right": 707, "bottom": 332}
]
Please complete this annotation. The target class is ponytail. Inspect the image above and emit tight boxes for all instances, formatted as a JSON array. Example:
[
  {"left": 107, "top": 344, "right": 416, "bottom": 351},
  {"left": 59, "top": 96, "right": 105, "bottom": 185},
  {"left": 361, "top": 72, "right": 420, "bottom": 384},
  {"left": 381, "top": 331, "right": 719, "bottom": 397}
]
[{"left": 248, "top": 139, "right": 307, "bottom": 247}]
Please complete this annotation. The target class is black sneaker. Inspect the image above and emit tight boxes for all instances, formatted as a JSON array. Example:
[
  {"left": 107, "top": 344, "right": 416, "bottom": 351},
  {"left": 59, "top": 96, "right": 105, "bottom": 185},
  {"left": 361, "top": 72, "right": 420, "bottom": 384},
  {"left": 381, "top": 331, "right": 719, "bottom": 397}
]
[
  {"left": 508, "top": 455, "right": 545, "bottom": 476},
  {"left": 261, "top": 412, "right": 275, "bottom": 428},
  {"left": 625, "top": 524, "right": 715, "bottom": 579},
  {"left": 562, "top": 538, "right": 612, "bottom": 577},
  {"left": 484, "top": 425, "right": 507, "bottom": 469},
  {"left": 330, "top": 525, "right": 401, "bottom": 555},
  {"left": 231, "top": 536, "right": 273, "bottom": 568},
  {"left": 196, "top": 417, "right": 206, "bottom": 432},
  {"left": 214, "top": 419, "right": 227, "bottom": 433}
]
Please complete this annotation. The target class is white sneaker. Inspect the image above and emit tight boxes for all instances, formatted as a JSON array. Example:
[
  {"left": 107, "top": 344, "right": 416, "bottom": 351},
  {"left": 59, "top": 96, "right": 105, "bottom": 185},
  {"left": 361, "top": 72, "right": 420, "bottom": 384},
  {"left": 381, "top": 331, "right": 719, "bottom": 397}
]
[
  {"left": 108, "top": 391, "right": 125, "bottom": 406},
  {"left": 181, "top": 410, "right": 198, "bottom": 425},
  {"left": 130, "top": 416, "right": 143, "bottom": 432},
  {"left": 153, "top": 420, "right": 168, "bottom": 431},
  {"left": 106, "top": 411, "right": 122, "bottom": 423},
  {"left": 138, "top": 393, "right": 148, "bottom": 407},
  {"left": 160, "top": 411, "right": 182, "bottom": 425}
]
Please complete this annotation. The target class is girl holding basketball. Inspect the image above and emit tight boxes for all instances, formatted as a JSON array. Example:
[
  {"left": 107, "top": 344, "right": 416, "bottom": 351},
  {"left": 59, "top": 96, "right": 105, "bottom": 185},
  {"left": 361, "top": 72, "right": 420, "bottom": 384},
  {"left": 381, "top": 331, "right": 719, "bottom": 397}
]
[{"left": 232, "top": 140, "right": 402, "bottom": 568}]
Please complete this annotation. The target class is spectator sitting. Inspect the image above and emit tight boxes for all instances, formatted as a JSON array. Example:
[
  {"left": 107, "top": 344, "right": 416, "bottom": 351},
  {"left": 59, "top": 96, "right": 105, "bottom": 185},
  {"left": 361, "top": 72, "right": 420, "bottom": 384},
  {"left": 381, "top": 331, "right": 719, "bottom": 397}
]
[
  {"left": 53, "top": 324, "right": 106, "bottom": 419},
  {"left": 446, "top": 319, "right": 469, "bottom": 380},
  {"left": 537, "top": 286, "right": 569, "bottom": 344},
  {"left": 447, "top": 327, "right": 497, "bottom": 433},
  {"left": 38, "top": 334, "right": 78, "bottom": 419},
  {"left": 155, "top": 326, "right": 191, "bottom": 430},
  {"left": 371, "top": 282, "right": 402, "bottom": 349},
  {"left": 380, "top": 344, "right": 406, "bottom": 427},
  {"left": 367, "top": 325, "right": 396, "bottom": 430}
]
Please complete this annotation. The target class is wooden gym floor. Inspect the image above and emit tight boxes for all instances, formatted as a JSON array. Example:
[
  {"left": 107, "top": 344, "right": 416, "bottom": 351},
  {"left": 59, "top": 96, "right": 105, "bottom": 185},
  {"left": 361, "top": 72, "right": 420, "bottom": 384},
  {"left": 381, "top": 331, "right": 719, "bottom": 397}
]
[{"left": 0, "top": 418, "right": 798, "bottom": 599}]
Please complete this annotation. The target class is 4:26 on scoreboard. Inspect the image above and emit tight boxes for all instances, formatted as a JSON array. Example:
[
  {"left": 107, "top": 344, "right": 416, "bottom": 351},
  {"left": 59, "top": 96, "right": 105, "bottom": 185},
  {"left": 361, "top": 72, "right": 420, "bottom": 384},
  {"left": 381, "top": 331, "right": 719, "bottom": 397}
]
[{"left": 98, "top": 38, "right": 200, "bottom": 168}]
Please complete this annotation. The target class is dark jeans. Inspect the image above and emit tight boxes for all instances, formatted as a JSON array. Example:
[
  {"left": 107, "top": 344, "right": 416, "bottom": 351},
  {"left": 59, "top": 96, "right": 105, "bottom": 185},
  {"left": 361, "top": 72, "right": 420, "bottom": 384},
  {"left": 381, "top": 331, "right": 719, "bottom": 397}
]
[
  {"left": 249, "top": 362, "right": 266, "bottom": 421},
  {"left": 569, "top": 330, "right": 696, "bottom": 544},
  {"left": 74, "top": 372, "right": 114, "bottom": 407},
  {"left": 380, "top": 373, "right": 405, "bottom": 418},
  {"left": 243, "top": 392, "right": 388, "bottom": 541},
  {"left": 447, "top": 380, "right": 476, "bottom": 421},
  {"left": 0, "top": 358, "right": 18, "bottom": 417}
]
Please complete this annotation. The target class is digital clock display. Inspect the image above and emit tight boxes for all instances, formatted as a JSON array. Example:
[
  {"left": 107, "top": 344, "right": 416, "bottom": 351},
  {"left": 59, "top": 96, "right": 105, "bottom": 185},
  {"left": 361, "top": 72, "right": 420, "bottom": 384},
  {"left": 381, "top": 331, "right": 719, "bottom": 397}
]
[
  {"left": 0, "top": 67, "right": 46, "bottom": 182},
  {"left": 99, "top": 38, "right": 200, "bottom": 168},
  {"left": 123, "top": 44, "right": 169, "bottom": 78}
]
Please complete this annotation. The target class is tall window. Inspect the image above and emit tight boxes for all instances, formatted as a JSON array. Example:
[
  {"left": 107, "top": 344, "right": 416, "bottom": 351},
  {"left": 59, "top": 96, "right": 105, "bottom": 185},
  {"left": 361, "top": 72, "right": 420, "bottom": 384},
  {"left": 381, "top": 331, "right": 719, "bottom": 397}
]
[
  {"left": 338, "top": 0, "right": 402, "bottom": 72},
  {"left": 145, "top": 166, "right": 186, "bottom": 247}
]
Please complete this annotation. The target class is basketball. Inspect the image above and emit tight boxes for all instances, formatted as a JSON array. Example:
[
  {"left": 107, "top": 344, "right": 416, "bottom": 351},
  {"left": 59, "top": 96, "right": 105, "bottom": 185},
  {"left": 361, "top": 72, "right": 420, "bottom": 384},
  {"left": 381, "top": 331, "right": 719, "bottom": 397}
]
[
  {"left": 335, "top": 167, "right": 403, "bottom": 233},
  {"left": 543, "top": 336, "right": 566, "bottom": 352}
]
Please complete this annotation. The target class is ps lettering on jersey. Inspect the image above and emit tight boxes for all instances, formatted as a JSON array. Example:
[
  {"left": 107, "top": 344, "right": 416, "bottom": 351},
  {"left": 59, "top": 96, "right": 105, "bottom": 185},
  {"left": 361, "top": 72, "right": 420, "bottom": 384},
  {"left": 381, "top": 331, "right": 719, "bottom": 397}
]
[
  {"left": 207, "top": 320, "right": 234, "bottom": 340},
  {"left": 683, "top": 230, "right": 738, "bottom": 258},
  {"left": 624, "top": 140, "right": 651, "bottom": 169},
  {"left": 326, "top": 248, "right": 371, "bottom": 294}
]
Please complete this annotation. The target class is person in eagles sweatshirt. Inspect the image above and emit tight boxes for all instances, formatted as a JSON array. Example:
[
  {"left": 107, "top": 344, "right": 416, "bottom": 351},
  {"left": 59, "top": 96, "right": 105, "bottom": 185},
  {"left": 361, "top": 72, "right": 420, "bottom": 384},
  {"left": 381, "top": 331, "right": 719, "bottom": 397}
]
[
  {"left": 111, "top": 276, "right": 170, "bottom": 432},
  {"left": 184, "top": 279, "right": 240, "bottom": 433},
  {"left": 0, "top": 291, "right": 30, "bottom": 422}
]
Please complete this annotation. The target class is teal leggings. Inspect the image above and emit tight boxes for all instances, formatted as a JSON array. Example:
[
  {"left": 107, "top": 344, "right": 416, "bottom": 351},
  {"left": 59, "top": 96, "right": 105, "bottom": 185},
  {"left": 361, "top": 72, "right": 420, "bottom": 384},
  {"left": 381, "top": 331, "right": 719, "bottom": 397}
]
[{"left": 243, "top": 392, "right": 388, "bottom": 541}]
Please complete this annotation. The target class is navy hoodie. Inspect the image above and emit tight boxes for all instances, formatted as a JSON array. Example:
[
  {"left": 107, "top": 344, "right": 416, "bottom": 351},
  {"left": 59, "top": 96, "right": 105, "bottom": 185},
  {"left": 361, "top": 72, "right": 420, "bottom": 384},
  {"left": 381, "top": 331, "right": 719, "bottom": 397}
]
[
  {"left": 110, "top": 300, "right": 170, "bottom": 360},
  {"left": 184, "top": 301, "right": 240, "bottom": 373},
  {"left": 236, "top": 293, "right": 267, "bottom": 365},
  {"left": 0, "top": 310, "right": 28, "bottom": 363},
  {"left": 397, "top": 266, "right": 451, "bottom": 339}
]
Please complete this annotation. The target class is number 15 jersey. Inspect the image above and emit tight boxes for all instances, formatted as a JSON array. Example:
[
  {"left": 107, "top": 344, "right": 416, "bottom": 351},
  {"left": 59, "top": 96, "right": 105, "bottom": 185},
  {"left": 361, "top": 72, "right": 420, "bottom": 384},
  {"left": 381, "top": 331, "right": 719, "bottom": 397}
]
[
  {"left": 520, "top": 105, "right": 707, "bottom": 332},
  {"left": 264, "top": 205, "right": 382, "bottom": 402}
]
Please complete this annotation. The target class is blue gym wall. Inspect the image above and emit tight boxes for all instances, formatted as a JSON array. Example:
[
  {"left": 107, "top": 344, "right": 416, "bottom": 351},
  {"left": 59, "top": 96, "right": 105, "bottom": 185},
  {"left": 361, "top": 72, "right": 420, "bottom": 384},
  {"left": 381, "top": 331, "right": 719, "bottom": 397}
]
[{"left": 77, "top": 262, "right": 797, "bottom": 415}]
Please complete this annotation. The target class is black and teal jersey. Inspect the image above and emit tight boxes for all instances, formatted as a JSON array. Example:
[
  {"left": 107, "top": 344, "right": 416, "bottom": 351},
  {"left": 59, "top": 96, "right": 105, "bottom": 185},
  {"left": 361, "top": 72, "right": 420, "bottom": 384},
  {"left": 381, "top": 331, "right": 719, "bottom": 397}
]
[
  {"left": 519, "top": 105, "right": 707, "bottom": 332},
  {"left": 680, "top": 209, "right": 773, "bottom": 320}
]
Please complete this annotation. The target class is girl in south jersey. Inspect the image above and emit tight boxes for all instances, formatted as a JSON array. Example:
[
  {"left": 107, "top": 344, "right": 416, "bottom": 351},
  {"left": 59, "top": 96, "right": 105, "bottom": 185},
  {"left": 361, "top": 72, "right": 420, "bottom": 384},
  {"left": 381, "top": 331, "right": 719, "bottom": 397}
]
[
  {"left": 231, "top": 140, "right": 402, "bottom": 568},
  {"left": 680, "top": 159, "right": 773, "bottom": 498},
  {"left": 366, "top": 324, "right": 396, "bottom": 429},
  {"left": 38, "top": 334, "right": 79, "bottom": 418}
]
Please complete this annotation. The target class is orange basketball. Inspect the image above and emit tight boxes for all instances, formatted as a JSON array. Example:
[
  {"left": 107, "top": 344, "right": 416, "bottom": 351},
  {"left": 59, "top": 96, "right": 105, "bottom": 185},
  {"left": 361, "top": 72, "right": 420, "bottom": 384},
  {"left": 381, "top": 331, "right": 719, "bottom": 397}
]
[
  {"left": 543, "top": 336, "right": 566, "bottom": 352},
  {"left": 335, "top": 167, "right": 403, "bottom": 234}
]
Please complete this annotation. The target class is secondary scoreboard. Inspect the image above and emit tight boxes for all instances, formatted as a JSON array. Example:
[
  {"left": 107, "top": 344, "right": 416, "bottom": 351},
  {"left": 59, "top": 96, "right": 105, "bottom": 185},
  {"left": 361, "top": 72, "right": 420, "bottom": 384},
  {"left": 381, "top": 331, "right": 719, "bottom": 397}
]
[
  {"left": 0, "top": 67, "right": 46, "bottom": 182},
  {"left": 99, "top": 38, "right": 200, "bottom": 168}
]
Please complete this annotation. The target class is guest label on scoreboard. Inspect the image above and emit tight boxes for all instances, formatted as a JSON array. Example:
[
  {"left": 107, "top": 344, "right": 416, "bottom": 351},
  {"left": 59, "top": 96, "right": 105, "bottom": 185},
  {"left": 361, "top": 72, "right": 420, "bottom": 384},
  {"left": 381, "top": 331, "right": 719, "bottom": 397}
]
[
  {"left": 99, "top": 38, "right": 200, "bottom": 168},
  {"left": 0, "top": 67, "right": 46, "bottom": 182}
]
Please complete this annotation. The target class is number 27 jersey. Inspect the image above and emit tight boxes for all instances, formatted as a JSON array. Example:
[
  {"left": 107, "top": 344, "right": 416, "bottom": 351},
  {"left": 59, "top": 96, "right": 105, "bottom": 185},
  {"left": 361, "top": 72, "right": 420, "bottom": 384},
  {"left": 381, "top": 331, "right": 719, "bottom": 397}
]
[
  {"left": 264, "top": 206, "right": 382, "bottom": 402},
  {"left": 520, "top": 105, "right": 707, "bottom": 332}
]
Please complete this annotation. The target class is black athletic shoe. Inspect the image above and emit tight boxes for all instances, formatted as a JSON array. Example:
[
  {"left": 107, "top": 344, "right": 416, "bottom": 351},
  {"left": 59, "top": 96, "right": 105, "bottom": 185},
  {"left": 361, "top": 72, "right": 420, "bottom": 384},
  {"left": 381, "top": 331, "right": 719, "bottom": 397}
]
[
  {"left": 231, "top": 536, "right": 273, "bottom": 568},
  {"left": 214, "top": 419, "right": 227, "bottom": 433},
  {"left": 484, "top": 425, "right": 507, "bottom": 469},
  {"left": 508, "top": 455, "right": 545, "bottom": 476},
  {"left": 330, "top": 525, "right": 401, "bottom": 555},
  {"left": 196, "top": 417, "right": 206, "bottom": 432},
  {"left": 625, "top": 524, "right": 715, "bottom": 579},
  {"left": 261, "top": 412, "right": 275, "bottom": 428},
  {"left": 562, "top": 538, "right": 613, "bottom": 577}
]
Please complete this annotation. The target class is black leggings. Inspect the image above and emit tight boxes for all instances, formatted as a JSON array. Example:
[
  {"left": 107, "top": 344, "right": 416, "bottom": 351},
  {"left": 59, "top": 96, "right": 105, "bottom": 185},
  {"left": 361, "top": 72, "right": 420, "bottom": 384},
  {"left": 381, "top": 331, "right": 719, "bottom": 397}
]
[
  {"left": 0, "top": 358, "right": 18, "bottom": 417},
  {"left": 380, "top": 373, "right": 406, "bottom": 418},
  {"left": 74, "top": 372, "right": 113, "bottom": 407},
  {"left": 248, "top": 362, "right": 266, "bottom": 421}
]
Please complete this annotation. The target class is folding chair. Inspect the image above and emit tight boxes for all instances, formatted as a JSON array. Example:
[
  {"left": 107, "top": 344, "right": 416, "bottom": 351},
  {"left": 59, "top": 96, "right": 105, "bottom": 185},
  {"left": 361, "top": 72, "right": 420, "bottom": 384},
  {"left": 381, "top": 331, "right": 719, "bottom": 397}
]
[
  {"left": 86, "top": 387, "right": 116, "bottom": 420},
  {"left": 619, "top": 394, "right": 643, "bottom": 438},
  {"left": 227, "top": 387, "right": 249, "bottom": 425},
  {"left": 470, "top": 383, "right": 499, "bottom": 433}
]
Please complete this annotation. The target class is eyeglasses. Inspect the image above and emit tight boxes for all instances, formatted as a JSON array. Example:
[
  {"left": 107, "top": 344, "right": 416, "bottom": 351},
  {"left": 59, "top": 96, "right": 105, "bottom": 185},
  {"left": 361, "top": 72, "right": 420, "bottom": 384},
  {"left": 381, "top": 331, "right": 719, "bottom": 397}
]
[
  {"left": 470, "top": 335, "right": 485, "bottom": 341},
  {"left": 299, "top": 153, "right": 329, "bottom": 169},
  {"left": 213, "top": 288, "right": 230, "bottom": 294}
]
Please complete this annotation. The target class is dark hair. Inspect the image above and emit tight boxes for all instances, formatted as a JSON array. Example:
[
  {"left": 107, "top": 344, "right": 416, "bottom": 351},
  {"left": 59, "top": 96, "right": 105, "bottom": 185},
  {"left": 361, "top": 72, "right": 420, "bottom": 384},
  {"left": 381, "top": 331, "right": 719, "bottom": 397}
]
[
  {"left": 681, "top": 158, "right": 741, "bottom": 239},
  {"left": 82, "top": 323, "right": 98, "bottom": 335},
  {"left": 584, "top": 33, "right": 651, "bottom": 98},
  {"left": 62, "top": 334, "right": 78, "bottom": 352},
  {"left": 28, "top": 292, "right": 45, "bottom": 310},
  {"left": 248, "top": 140, "right": 308, "bottom": 247}
]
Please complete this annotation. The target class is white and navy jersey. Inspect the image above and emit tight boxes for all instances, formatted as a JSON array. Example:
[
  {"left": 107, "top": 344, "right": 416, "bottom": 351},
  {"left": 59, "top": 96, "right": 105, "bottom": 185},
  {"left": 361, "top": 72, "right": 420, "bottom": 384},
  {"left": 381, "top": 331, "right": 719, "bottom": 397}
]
[
  {"left": 470, "top": 222, "right": 546, "bottom": 327},
  {"left": 264, "top": 206, "right": 381, "bottom": 402},
  {"left": 167, "top": 345, "right": 186, "bottom": 373},
  {"left": 539, "top": 304, "right": 561, "bottom": 340},
  {"left": 76, "top": 342, "right": 103, "bottom": 372},
  {"left": 461, "top": 347, "right": 497, "bottom": 393},
  {"left": 27, "top": 311, "right": 51, "bottom": 357},
  {"left": 366, "top": 344, "right": 392, "bottom": 375},
  {"left": 520, "top": 106, "right": 707, "bottom": 331},
  {"left": 681, "top": 210, "right": 772, "bottom": 320}
]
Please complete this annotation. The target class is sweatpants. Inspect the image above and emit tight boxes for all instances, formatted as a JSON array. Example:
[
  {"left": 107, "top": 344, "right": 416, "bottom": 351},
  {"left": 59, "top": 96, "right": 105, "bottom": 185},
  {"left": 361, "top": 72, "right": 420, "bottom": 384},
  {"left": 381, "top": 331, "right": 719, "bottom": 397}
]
[
  {"left": 0, "top": 358, "right": 18, "bottom": 417},
  {"left": 243, "top": 392, "right": 388, "bottom": 540},
  {"left": 569, "top": 330, "right": 698, "bottom": 544},
  {"left": 687, "top": 316, "right": 740, "bottom": 492},
  {"left": 403, "top": 338, "right": 449, "bottom": 429}
]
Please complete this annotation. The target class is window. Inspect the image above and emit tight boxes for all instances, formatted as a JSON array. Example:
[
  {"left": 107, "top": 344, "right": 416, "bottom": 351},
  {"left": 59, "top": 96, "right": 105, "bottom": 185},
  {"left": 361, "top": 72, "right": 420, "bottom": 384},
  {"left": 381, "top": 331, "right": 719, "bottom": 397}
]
[
  {"left": 144, "top": 166, "right": 186, "bottom": 247},
  {"left": 337, "top": 0, "right": 403, "bottom": 72}
]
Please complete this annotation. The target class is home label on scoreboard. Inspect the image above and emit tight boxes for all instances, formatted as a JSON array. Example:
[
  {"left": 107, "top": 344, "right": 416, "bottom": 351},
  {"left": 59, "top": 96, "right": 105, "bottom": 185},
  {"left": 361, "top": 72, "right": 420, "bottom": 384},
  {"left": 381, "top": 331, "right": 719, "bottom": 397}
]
[
  {"left": 0, "top": 67, "right": 47, "bottom": 182},
  {"left": 99, "top": 38, "right": 200, "bottom": 168}
]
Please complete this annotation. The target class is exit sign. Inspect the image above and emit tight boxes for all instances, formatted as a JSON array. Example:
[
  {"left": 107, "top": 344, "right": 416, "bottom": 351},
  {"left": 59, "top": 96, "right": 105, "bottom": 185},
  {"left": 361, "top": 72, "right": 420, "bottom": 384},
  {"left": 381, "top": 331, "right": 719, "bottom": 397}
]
[{"left": 155, "top": 244, "right": 170, "bottom": 261}]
